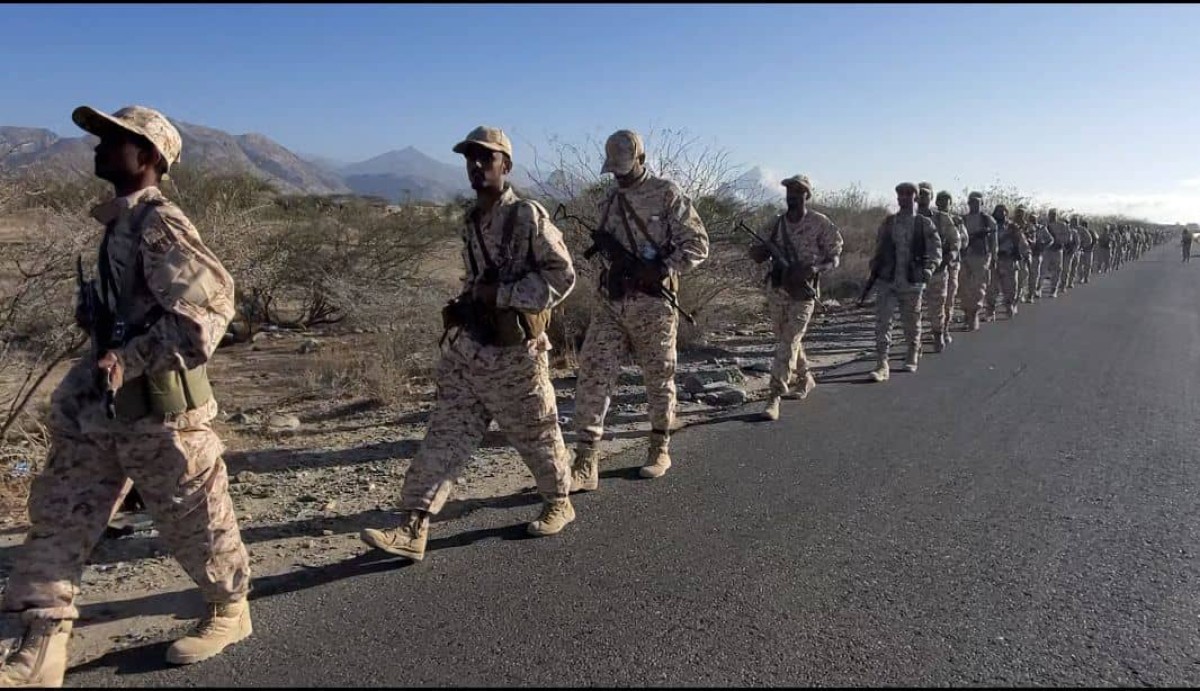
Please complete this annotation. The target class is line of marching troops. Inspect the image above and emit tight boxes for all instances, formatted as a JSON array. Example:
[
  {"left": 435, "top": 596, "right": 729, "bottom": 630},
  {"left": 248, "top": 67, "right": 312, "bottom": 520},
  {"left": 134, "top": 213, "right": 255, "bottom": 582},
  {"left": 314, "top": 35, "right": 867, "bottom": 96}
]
[{"left": 0, "top": 107, "right": 1172, "bottom": 687}]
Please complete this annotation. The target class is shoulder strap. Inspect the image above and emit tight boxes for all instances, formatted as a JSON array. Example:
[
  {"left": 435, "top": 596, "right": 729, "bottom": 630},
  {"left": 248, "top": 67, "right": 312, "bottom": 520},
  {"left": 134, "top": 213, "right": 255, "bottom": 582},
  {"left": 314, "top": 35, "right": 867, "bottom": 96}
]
[
  {"left": 618, "top": 193, "right": 664, "bottom": 256},
  {"left": 99, "top": 201, "right": 161, "bottom": 318}
]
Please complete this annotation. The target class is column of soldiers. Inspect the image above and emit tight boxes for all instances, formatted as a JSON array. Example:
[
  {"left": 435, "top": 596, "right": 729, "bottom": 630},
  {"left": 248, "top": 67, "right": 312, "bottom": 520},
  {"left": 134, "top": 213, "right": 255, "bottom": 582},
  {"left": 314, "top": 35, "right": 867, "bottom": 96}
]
[{"left": 0, "top": 104, "right": 1174, "bottom": 688}]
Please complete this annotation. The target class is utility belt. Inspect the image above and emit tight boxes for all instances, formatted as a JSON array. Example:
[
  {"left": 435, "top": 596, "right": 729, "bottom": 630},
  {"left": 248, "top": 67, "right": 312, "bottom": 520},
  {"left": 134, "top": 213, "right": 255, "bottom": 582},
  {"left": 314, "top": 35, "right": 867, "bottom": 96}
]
[
  {"left": 601, "top": 254, "right": 678, "bottom": 303},
  {"left": 441, "top": 295, "right": 549, "bottom": 348},
  {"left": 768, "top": 263, "right": 819, "bottom": 301},
  {"left": 107, "top": 365, "right": 214, "bottom": 423}
]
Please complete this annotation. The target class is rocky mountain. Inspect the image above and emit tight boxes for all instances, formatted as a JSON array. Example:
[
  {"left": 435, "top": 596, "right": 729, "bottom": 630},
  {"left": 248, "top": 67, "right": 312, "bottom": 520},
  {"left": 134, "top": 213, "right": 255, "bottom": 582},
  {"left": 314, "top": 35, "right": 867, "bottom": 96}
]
[
  {"left": 0, "top": 122, "right": 350, "bottom": 196},
  {"left": 332, "top": 146, "right": 542, "bottom": 203}
]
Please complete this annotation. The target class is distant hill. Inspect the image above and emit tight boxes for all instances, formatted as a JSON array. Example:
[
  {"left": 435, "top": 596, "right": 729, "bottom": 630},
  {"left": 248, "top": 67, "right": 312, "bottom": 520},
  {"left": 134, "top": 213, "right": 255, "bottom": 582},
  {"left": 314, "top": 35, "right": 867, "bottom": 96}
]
[{"left": 0, "top": 122, "right": 350, "bottom": 196}]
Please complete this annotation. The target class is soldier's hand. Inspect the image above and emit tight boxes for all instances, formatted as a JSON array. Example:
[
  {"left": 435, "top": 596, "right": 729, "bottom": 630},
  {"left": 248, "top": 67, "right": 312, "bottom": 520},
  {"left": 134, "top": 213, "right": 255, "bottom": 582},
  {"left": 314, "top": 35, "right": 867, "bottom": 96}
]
[
  {"left": 97, "top": 351, "right": 124, "bottom": 392},
  {"left": 749, "top": 245, "right": 770, "bottom": 263},
  {"left": 471, "top": 282, "right": 500, "bottom": 307}
]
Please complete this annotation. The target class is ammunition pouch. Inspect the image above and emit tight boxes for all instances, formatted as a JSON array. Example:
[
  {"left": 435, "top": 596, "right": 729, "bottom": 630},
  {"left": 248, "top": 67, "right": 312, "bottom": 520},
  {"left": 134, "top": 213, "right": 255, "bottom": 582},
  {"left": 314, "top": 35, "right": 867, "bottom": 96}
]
[
  {"left": 602, "top": 255, "right": 677, "bottom": 302},
  {"left": 112, "top": 365, "right": 214, "bottom": 423},
  {"left": 442, "top": 295, "right": 548, "bottom": 348},
  {"left": 770, "top": 264, "right": 819, "bottom": 301}
]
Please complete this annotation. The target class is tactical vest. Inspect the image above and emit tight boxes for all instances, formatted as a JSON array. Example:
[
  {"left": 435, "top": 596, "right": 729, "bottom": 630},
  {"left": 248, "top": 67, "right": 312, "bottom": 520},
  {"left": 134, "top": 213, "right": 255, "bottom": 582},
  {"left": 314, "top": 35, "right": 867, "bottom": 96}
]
[
  {"left": 98, "top": 199, "right": 214, "bottom": 423},
  {"left": 462, "top": 200, "right": 552, "bottom": 347}
]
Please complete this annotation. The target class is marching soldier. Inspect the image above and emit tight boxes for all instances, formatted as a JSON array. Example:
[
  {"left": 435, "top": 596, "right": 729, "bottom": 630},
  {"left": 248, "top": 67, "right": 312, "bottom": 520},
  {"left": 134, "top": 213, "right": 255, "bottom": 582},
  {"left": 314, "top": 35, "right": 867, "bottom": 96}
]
[
  {"left": 1077, "top": 219, "right": 1097, "bottom": 283},
  {"left": 986, "top": 204, "right": 1031, "bottom": 320},
  {"left": 361, "top": 126, "right": 577, "bottom": 561},
  {"left": 866, "top": 182, "right": 941, "bottom": 382},
  {"left": 569, "top": 130, "right": 709, "bottom": 489},
  {"left": 935, "top": 190, "right": 968, "bottom": 334},
  {"left": 955, "top": 191, "right": 998, "bottom": 331},
  {"left": 917, "top": 183, "right": 960, "bottom": 352},
  {"left": 1043, "top": 209, "right": 1074, "bottom": 298},
  {"left": 1060, "top": 216, "right": 1083, "bottom": 292},
  {"left": 0, "top": 105, "right": 251, "bottom": 686},
  {"left": 749, "top": 175, "right": 843, "bottom": 422}
]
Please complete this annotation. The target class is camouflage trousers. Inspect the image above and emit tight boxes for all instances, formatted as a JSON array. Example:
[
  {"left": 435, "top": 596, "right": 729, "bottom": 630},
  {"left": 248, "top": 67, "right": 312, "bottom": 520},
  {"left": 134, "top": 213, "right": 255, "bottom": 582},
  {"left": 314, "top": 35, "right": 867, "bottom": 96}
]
[
  {"left": 924, "top": 264, "right": 953, "bottom": 336},
  {"left": 401, "top": 333, "right": 570, "bottom": 515},
  {"left": 956, "top": 253, "right": 991, "bottom": 321},
  {"left": 1015, "top": 259, "right": 1029, "bottom": 302},
  {"left": 2, "top": 360, "right": 250, "bottom": 621},
  {"left": 1028, "top": 253, "right": 1045, "bottom": 297},
  {"left": 943, "top": 261, "right": 961, "bottom": 324},
  {"left": 1059, "top": 251, "right": 1078, "bottom": 292},
  {"left": 574, "top": 294, "right": 677, "bottom": 450},
  {"left": 1095, "top": 247, "right": 1112, "bottom": 273},
  {"left": 1183, "top": 244, "right": 1192, "bottom": 262},
  {"left": 1043, "top": 249, "right": 1065, "bottom": 296},
  {"left": 876, "top": 283, "right": 924, "bottom": 361},
  {"left": 987, "top": 256, "right": 1021, "bottom": 314},
  {"left": 1077, "top": 250, "right": 1094, "bottom": 282},
  {"left": 766, "top": 290, "right": 816, "bottom": 397}
]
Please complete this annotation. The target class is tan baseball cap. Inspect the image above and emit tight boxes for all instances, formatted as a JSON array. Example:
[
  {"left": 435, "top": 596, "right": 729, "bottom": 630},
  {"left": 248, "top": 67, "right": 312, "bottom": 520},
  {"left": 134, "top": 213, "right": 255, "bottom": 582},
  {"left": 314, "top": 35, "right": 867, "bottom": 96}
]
[
  {"left": 452, "top": 126, "right": 513, "bottom": 158},
  {"left": 918, "top": 181, "right": 934, "bottom": 194},
  {"left": 781, "top": 174, "right": 812, "bottom": 197},
  {"left": 72, "top": 104, "right": 182, "bottom": 177},
  {"left": 895, "top": 181, "right": 918, "bottom": 194},
  {"left": 968, "top": 191, "right": 984, "bottom": 201},
  {"left": 601, "top": 130, "right": 645, "bottom": 175}
]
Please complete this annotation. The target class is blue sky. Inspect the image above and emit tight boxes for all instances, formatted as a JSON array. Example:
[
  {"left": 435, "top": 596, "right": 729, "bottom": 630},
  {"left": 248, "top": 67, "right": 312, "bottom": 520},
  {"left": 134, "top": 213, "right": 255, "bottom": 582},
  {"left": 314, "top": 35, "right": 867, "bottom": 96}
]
[{"left": 3, "top": 3, "right": 1199, "bottom": 222}]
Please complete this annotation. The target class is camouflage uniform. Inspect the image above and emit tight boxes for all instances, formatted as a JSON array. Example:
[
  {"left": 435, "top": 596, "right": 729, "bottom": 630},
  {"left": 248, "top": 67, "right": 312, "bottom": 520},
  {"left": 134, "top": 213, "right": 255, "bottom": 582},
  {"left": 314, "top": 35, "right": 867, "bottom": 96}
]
[
  {"left": 1182, "top": 228, "right": 1193, "bottom": 263},
  {"left": 757, "top": 192, "right": 843, "bottom": 400},
  {"left": 1044, "top": 213, "right": 1075, "bottom": 297},
  {"left": 868, "top": 187, "right": 942, "bottom": 381},
  {"left": 1077, "top": 223, "right": 1096, "bottom": 283},
  {"left": 956, "top": 200, "right": 998, "bottom": 329},
  {"left": 1, "top": 104, "right": 251, "bottom": 688},
  {"left": 1026, "top": 217, "right": 1054, "bottom": 299},
  {"left": 398, "top": 184, "right": 575, "bottom": 516},
  {"left": 572, "top": 132, "right": 708, "bottom": 479},
  {"left": 918, "top": 187, "right": 960, "bottom": 349},
  {"left": 1061, "top": 219, "right": 1083, "bottom": 291},
  {"left": 1096, "top": 225, "right": 1113, "bottom": 273},
  {"left": 987, "top": 211, "right": 1031, "bottom": 318}
]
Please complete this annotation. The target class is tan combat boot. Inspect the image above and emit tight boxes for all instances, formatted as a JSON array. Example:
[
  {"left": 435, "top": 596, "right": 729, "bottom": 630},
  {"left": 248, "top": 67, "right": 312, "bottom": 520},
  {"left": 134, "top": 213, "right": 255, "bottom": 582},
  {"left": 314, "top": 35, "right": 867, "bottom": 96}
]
[
  {"left": 527, "top": 496, "right": 575, "bottom": 537},
  {"left": 640, "top": 432, "right": 671, "bottom": 479},
  {"left": 869, "top": 359, "right": 890, "bottom": 383},
  {"left": 903, "top": 348, "right": 919, "bottom": 373},
  {"left": 760, "top": 395, "right": 781, "bottom": 422},
  {"left": 1010, "top": 302, "right": 1019, "bottom": 317},
  {"left": 970, "top": 313, "right": 981, "bottom": 331},
  {"left": 569, "top": 445, "right": 599, "bottom": 493},
  {"left": 360, "top": 510, "right": 429, "bottom": 561},
  {"left": 165, "top": 599, "right": 252, "bottom": 666},
  {"left": 783, "top": 371, "right": 816, "bottom": 400},
  {"left": 0, "top": 618, "right": 72, "bottom": 688}
]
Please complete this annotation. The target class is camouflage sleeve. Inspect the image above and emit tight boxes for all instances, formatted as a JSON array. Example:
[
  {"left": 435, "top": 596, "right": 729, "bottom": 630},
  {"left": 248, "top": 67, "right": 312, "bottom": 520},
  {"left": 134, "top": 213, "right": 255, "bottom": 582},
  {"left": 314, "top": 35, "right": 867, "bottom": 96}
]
[
  {"left": 987, "top": 216, "right": 999, "bottom": 255},
  {"left": 939, "top": 214, "right": 961, "bottom": 252},
  {"left": 496, "top": 202, "right": 576, "bottom": 313},
  {"left": 921, "top": 216, "right": 942, "bottom": 274},
  {"left": 870, "top": 219, "right": 888, "bottom": 271},
  {"left": 820, "top": 217, "right": 844, "bottom": 269},
  {"left": 662, "top": 185, "right": 709, "bottom": 274},
  {"left": 116, "top": 204, "right": 236, "bottom": 380}
]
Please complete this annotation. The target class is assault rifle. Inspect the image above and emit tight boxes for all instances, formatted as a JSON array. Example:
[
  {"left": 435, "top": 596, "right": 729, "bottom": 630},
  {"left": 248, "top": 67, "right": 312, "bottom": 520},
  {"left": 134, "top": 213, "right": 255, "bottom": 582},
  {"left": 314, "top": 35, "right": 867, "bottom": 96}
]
[
  {"left": 553, "top": 204, "right": 696, "bottom": 325},
  {"left": 77, "top": 256, "right": 117, "bottom": 419}
]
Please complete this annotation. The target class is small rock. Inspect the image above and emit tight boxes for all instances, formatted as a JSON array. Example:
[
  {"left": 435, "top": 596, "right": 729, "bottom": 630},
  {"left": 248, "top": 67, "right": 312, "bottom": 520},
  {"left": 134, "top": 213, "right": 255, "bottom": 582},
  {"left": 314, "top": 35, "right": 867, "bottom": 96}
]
[
  {"left": 321, "top": 501, "right": 338, "bottom": 512},
  {"left": 736, "top": 330, "right": 754, "bottom": 337},
  {"left": 228, "top": 412, "right": 255, "bottom": 425},
  {"left": 367, "top": 482, "right": 377, "bottom": 492},
  {"left": 298, "top": 338, "right": 322, "bottom": 354},
  {"left": 233, "top": 471, "right": 259, "bottom": 485},
  {"left": 704, "top": 388, "right": 748, "bottom": 407},
  {"left": 267, "top": 413, "right": 301, "bottom": 431},
  {"left": 297, "top": 494, "right": 319, "bottom": 503},
  {"left": 251, "top": 344, "right": 261, "bottom": 352},
  {"left": 822, "top": 299, "right": 842, "bottom": 310},
  {"left": 746, "top": 362, "right": 772, "bottom": 373},
  {"left": 251, "top": 332, "right": 269, "bottom": 343},
  {"left": 301, "top": 540, "right": 315, "bottom": 550},
  {"left": 678, "top": 391, "right": 693, "bottom": 402},
  {"left": 322, "top": 530, "right": 334, "bottom": 537},
  {"left": 241, "top": 515, "right": 253, "bottom": 522}
]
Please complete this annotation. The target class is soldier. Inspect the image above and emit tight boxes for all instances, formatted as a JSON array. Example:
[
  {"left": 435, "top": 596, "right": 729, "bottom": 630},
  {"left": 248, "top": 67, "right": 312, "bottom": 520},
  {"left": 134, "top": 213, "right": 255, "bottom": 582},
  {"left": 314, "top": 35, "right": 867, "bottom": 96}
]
[
  {"left": 0, "top": 105, "right": 251, "bottom": 687},
  {"left": 1060, "top": 216, "right": 1083, "bottom": 292},
  {"left": 986, "top": 204, "right": 1031, "bottom": 320},
  {"left": 749, "top": 175, "right": 843, "bottom": 422},
  {"left": 1095, "top": 224, "right": 1113, "bottom": 274},
  {"left": 569, "top": 130, "right": 709, "bottom": 488},
  {"left": 955, "top": 191, "right": 997, "bottom": 331},
  {"left": 1043, "top": 209, "right": 1074, "bottom": 298},
  {"left": 1077, "top": 219, "right": 1097, "bottom": 283},
  {"left": 360, "top": 126, "right": 577, "bottom": 561},
  {"left": 917, "top": 183, "right": 960, "bottom": 353},
  {"left": 1183, "top": 226, "right": 1193, "bottom": 263},
  {"left": 1024, "top": 210, "right": 1054, "bottom": 302},
  {"left": 1112, "top": 224, "right": 1126, "bottom": 271},
  {"left": 866, "top": 182, "right": 941, "bottom": 382},
  {"left": 935, "top": 191, "right": 968, "bottom": 333}
]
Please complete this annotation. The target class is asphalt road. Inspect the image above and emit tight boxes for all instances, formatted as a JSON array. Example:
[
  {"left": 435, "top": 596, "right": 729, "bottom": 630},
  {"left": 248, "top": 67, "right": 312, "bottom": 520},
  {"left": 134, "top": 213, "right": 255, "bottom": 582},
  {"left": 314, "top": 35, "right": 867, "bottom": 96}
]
[{"left": 73, "top": 244, "right": 1200, "bottom": 687}]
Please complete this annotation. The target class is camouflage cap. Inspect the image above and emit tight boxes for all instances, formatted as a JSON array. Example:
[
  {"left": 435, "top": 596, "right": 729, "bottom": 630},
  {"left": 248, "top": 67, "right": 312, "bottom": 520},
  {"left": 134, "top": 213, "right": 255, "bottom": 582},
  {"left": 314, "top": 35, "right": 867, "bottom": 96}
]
[
  {"left": 935, "top": 190, "right": 952, "bottom": 201},
  {"left": 895, "top": 181, "right": 918, "bottom": 194},
  {"left": 968, "top": 191, "right": 984, "bottom": 201},
  {"left": 1015, "top": 204, "right": 1027, "bottom": 212},
  {"left": 452, "top": 126, "right": 513, "bottom": 158},
  {"left": 72, "top": 105, "right": 182, "bottom": 177},
  {"left": 601, "top": 129, "right": 645, "bottom": 176},
  {"left": 918, "top": 181, "right": 934, "bottom": 193},
  {"left": 780, "top": 174, "right": 812, "bottom": 197},
  {"left": 993, "top": 203, "right": 1008, "bottom": 214}
]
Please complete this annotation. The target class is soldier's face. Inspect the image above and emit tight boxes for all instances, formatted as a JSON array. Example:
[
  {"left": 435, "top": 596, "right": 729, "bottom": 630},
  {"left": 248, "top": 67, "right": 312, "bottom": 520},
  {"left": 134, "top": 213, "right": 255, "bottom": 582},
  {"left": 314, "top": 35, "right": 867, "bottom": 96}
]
[
  {"left": 995, "top": 209, "right": 1007, "bottom": 223},
  {"left": 463, "top": 145, "right": 510, "bottom": 192},
  {"left": 917, "top": 190, "right": 932, "bottom": 208},
  {"left": 936, "top": 196, "right": 950, "bottom": 211},
  {"left": 968, "top": 199, "right": 981, "bottom": 214},
  {"left": 93, "top": 131, "right": 153, "bottom": 183},
  {"left": 897, "top": 189, "right": 916, "bottom": 211},
  {"left": 785, "top": 187, "right": 807, "bottom": 210}
]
